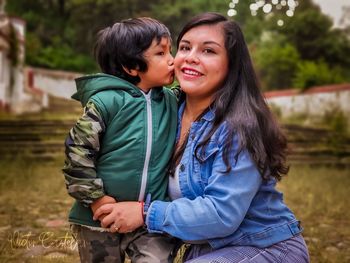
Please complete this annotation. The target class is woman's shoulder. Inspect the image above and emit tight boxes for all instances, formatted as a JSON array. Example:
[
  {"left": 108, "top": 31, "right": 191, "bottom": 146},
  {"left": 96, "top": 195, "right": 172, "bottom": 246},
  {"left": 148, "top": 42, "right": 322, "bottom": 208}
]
[{"left": 210, "top": 121, "right": 237, "bottom": 146}]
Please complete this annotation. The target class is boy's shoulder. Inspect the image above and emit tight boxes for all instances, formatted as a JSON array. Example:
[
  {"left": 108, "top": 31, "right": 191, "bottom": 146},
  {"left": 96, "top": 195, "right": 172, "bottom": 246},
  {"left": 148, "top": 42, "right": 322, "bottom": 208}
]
[
  {"left": 163, "top": 85, "right": 181, "bottom": 101},
  {"left": 76, "top": 73, "right": 142, "bottom": 98},
  {"left": 89, "top": 88, "right": 125, "bottom": 106}
]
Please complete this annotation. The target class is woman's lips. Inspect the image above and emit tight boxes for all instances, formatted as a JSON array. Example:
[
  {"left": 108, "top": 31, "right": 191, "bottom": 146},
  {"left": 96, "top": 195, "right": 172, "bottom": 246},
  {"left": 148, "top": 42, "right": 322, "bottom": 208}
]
[{"left": 181, "top": 67, "right": 203, "bottom": 79}]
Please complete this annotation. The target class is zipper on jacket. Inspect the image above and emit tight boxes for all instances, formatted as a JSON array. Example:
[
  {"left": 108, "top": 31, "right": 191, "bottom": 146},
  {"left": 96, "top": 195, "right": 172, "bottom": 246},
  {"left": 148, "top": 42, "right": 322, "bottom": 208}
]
[{"left": 138, "top": 90, "right": 153, "bottom": 201}]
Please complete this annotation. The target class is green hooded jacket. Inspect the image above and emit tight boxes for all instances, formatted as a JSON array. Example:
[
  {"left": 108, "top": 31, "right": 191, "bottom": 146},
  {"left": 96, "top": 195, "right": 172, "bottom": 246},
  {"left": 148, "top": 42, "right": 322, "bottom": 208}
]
[{"left": 64, "top": 73, "right": 177, "bottom": 227}]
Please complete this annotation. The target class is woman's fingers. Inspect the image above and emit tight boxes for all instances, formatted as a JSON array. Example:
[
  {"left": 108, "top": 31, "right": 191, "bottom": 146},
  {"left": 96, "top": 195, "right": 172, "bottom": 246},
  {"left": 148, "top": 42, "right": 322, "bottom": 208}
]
[
  {"left": 100, "top": 211, "right": 116, "bottom": 228},
  {"left": 93, "top": 202, "right": 143, "bottom": 232},
  {"left": 109, "top": 222, "right": 123, "bottom": 233},
  {"left": 109, "top": 222, "right": 121, "bottom": 233},
  {"left": 93, "top": 203, "right": 113, "bottom": 220}
]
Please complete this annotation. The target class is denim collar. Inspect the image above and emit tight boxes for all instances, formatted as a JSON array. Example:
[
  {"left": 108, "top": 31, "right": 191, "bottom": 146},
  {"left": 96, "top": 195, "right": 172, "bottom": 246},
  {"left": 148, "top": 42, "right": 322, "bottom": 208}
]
[{"left": 178, "top": 102, "right": 215, "bottom": 122}]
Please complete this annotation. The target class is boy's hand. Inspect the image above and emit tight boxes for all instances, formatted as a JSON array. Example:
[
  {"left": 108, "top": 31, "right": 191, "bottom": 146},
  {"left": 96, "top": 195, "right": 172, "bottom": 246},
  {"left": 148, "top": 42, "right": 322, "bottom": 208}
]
[{"left": 91, "top": 195, "right": 116, "bottom": 221}]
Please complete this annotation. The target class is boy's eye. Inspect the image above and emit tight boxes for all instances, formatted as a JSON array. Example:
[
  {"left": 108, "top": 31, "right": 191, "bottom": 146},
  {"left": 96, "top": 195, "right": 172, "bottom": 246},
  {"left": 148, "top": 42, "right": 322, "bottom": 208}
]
[{"left": 157, "top": 51, "right": 165, "bottom": 55}]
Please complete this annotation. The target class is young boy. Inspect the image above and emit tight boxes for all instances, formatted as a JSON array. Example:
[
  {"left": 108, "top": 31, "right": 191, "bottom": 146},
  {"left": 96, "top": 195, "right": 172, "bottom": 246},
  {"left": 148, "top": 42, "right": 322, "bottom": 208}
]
[{"left": 62, "top": 17, "right": 178, "bottom": 262}]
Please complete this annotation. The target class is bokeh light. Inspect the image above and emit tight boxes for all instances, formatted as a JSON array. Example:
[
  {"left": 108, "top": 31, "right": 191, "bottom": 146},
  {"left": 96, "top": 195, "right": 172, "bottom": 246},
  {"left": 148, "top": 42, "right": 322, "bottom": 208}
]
[
  {"left": 227, "top": 8, "right": 237, "bottom": 17},
  {"left": 227, "top": 0, "right": 299, "bottom": 26}
]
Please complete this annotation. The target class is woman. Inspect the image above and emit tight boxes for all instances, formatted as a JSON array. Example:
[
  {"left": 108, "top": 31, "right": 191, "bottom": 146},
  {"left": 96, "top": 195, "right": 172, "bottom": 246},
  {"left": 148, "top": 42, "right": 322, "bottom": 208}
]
[{"left": 94, "top": 13, "right": 310, "bottom": 262}]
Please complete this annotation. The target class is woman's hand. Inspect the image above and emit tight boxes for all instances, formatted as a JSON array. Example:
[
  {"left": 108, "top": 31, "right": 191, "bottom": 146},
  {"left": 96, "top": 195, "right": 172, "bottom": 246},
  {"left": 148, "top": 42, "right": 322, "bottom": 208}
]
[
  {"left": 93, "top": 202, "right": 144, "bottom": 233},
  {"left": 90, "top": 195, "right": 117, "bottom": 221}
]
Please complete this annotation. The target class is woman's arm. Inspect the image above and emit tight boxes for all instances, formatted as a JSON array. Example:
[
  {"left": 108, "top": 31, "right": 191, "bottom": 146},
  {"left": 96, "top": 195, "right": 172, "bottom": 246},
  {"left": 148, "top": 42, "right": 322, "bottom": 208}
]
[
  {"left": 94, "top": 146, "right": 262, "bottom": 237},
  {"left": 146, "top": 141, "right": 262, "bottom": 241},
  {"left": 94, "top": 129, "right": 262, "bottom": 238}
]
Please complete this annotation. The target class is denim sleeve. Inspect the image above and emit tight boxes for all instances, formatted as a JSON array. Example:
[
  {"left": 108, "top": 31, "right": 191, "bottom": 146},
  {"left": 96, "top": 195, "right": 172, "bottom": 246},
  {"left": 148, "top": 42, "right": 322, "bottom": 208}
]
[
  {"left": 62, "top": 100, "right": 106, "bottom": 207},
  {"left": 146, "top": 133, "right": 262, "bottom": 241}
]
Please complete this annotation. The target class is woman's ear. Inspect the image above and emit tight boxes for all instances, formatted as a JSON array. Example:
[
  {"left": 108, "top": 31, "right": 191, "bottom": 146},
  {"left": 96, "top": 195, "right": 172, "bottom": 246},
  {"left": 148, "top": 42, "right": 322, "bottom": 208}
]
[{"left": 122, "top": 66, "right": 139, "bottom": 77}]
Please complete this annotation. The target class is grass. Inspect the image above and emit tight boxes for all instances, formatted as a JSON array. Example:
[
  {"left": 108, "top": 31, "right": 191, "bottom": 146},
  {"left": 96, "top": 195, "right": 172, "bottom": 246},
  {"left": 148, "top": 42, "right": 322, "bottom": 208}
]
[
  {"left": 0, "top": 111, "right": 80, "bottom": 121},
  {"left": 0, "top": 157, "right": 79, "bottom": 263},
  {"left": 278, "top": 165, "right": 350, "bottom": 263},
  {"left": 0, "top": 157, "right": 349, "bottom": 262}
]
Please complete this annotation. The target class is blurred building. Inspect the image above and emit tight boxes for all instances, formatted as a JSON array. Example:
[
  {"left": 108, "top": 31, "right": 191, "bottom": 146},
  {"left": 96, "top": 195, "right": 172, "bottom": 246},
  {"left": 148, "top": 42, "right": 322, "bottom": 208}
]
[
  {"left": 0, "top": 2, "right": 11, "bottom": 110},
  {"left": 0, "top": 0, "right": 27, "bottom": 113}
]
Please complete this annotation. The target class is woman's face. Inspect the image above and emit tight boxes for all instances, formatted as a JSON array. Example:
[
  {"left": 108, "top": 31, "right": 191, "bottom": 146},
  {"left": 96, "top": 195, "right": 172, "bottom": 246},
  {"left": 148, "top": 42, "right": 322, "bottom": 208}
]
[{"left": 175, "top": 24, "right": 229, "bottom": 101}]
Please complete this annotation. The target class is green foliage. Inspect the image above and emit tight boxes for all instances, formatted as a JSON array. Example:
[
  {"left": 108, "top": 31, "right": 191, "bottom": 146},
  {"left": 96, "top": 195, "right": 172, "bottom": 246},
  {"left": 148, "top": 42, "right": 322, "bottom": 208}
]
[
  {"left": 5, "top": 0, "right": 350, "bottom": 87},
  {"left": 253, "top": 35, "right": 300, "bottom": 90},
  {"left": 283, "top": 112, "right": 309, "bottom": 126},
  {"left": 322, "top": 107, "right": 348, "bottom": 135},
  {"left": 228, "top": 1, "right": 266, "bottom": 44},
  {"left": 150, "top": 0, "right": 227, "bottom": 44},
  {"left": 254, "top": 1, "right": 350, "bottom": 90},
  {"left": 268, "top": 103, "right": 282, "bottom": 119},
  {"left": 25, "top": 33, "right": 97, "bottom": 72},
  {"left": 6, "top": 0, "right": 229, "bottom": 72},
  {"left": 293, "top": 61, "right": 346, "bottom": 90},
  {"left": 6, "top": 0, "right": 97, "bottom": 72},
  {"left": 35, "top": 40, "right": 97, "bottom": 73},
  {"left": 275, "top": 8, "right": 350, "bottom": 69},
  {"left": 242, "top": 18, "right": 265, "bottom": 44}
]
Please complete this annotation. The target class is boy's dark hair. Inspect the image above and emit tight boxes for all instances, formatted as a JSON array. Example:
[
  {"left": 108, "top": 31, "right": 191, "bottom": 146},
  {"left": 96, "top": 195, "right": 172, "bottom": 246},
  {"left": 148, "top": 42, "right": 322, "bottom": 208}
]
[{"left": 94, "top": 17, "right": 171, "bottom": 84}]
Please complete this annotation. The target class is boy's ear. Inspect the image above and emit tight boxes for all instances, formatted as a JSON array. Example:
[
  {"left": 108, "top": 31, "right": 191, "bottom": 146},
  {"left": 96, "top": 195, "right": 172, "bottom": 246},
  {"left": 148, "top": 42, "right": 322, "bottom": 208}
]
[{"left": 122, "top": 66, "right": 139, "bottom": 77}]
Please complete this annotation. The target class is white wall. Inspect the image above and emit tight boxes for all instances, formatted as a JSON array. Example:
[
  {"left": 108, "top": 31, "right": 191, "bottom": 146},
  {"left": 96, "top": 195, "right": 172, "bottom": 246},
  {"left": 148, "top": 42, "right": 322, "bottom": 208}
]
[
  {"left": 266, "top": 86, "right": 350, "bottom": 120},
  {"left": 27, "top": 67, "right": 81, "bottom": 99},
  {"left": 0, "top": 51, "right": 10, "bottom": 105}
]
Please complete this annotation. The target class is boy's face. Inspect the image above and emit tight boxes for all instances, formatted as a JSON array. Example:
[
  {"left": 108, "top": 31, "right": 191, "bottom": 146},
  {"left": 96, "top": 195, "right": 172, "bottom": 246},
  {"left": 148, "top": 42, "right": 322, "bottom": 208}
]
[{"left": 137, "top": 37, "right": 174, "bottom": 92}]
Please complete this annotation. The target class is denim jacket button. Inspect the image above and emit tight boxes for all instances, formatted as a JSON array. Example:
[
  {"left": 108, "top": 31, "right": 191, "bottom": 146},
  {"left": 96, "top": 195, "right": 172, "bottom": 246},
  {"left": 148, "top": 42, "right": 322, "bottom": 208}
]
[{"left": 180, "top": 164, "right": 185, "bottom": 172}]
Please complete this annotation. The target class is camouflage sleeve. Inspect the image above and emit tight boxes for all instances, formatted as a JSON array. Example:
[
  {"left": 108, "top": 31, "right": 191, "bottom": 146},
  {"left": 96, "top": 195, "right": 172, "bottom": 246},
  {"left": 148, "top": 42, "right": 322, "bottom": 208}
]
[
  {"left": 62, "top": 100, "right": 106, "bottom": 207},
  {"left": 170, "top": 85, "right": 182, "bottom": 101}
]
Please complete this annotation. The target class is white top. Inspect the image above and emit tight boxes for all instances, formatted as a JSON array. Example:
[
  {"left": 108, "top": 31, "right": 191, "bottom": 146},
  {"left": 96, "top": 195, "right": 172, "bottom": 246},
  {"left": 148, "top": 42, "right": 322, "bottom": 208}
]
[{"left": 168, "top": 165, "right": 182, "bottom": 200}]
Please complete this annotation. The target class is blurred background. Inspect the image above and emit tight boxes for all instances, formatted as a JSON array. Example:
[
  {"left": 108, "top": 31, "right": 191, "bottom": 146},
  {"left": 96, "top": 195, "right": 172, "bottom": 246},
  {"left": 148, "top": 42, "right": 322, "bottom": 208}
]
[{"left": 0, "top": 0, "right": 349, "bottom": 262}]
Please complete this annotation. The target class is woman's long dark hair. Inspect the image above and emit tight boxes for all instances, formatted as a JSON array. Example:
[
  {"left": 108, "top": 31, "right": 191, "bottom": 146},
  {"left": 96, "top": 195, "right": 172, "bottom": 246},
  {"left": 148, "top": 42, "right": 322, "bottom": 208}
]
[{"left": 173, "top": 13, "right": 289, "bottom": 180}]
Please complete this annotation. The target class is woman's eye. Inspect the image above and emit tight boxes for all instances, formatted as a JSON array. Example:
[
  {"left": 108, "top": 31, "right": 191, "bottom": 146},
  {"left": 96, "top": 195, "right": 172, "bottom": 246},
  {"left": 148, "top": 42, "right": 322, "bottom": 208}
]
[
  {"left": 179, "top": 45, "right": 190, "bottom": 51},
  {"left": 203, "top": 48, "right": 215, "bottom": 54}
]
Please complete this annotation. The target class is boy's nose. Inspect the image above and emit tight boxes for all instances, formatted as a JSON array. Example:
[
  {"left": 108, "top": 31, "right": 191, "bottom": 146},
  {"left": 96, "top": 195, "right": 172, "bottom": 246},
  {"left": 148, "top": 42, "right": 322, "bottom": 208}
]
[{"left": 168, "top": 55, "right": 174, "bottom": 66}]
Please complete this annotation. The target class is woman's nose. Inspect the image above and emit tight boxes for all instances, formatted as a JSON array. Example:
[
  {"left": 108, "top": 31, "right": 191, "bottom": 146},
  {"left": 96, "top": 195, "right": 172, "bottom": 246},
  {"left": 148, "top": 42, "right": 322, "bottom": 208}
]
[{"left": 185, "top": 50, "right": 199, "bottom": 64}]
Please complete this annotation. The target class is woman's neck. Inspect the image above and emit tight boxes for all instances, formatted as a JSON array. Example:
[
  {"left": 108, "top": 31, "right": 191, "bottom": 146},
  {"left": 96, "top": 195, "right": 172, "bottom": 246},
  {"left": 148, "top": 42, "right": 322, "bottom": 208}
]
[{"left": 184, "top": 96, "right": 212, "bottom": 122}]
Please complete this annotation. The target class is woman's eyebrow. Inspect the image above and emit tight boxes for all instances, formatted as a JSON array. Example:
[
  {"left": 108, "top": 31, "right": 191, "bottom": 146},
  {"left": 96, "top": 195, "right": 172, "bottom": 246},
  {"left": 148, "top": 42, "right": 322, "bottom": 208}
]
[
  {"left": 203, "top": 41, "right": 221, "bottom": 47},
  {"left": 180, "top": 39, "right": 221, "bottom": 47},
  {"left": 179, "top": 39, "right": 190, "bottom": 44}
]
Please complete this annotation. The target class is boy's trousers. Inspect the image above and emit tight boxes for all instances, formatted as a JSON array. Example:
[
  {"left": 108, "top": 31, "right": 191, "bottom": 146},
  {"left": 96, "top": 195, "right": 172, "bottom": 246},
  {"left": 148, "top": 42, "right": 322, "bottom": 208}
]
[{"left": 71, "top": 224, "right": 179, "bottom": 263}]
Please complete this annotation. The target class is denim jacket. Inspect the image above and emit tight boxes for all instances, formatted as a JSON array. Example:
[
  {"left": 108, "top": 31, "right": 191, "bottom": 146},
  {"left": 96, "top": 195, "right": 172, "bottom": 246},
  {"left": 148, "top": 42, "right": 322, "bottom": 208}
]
[{"left": 146, "top": 102, "right": 302, "bottom": 249}]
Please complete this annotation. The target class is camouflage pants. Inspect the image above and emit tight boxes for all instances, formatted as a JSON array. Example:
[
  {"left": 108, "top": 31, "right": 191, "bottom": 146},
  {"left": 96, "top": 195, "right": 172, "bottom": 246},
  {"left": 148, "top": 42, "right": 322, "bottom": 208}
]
[{"left": 71, "top": 224, "right": 179, "bottom": 263}]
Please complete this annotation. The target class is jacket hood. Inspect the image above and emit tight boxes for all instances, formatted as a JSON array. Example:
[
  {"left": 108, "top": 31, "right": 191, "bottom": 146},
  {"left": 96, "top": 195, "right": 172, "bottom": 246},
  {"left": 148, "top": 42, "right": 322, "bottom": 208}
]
[{"left": 72, "top": 73, "right": 144, "bottom": 106}]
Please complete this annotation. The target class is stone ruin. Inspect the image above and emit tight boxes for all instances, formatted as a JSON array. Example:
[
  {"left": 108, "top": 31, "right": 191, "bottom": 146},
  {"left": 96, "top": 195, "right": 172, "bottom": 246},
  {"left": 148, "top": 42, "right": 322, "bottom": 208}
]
[{"left": 0, "top": 0, "right": 30, "bottom": 114}]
